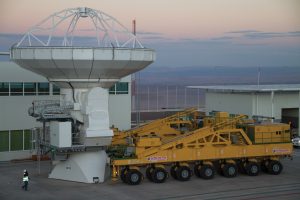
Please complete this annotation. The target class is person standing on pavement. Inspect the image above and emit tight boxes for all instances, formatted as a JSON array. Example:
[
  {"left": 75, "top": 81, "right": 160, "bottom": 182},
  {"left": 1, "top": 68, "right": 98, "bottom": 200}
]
[{"left": 22, "top": 169, "right": 29, "bottom": 191}]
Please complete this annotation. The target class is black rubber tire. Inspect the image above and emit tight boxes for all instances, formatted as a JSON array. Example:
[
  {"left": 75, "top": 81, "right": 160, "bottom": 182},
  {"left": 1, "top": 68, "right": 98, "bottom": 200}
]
[
  {"left": 176, "top": 166, "right": 192, "bottom": 181},
  {"left": 261, "top": 160, "right": 269, "bottom": 173},
  {"left": 146, "top": 167, "right": 154, "bottom": 181},
  {"left": 267, "top": 160, "right": 283, "bottom": 175},
  {"left": 125, "top": 169, "right": 143, "bottom": 185},
  {"left": 120, "top": 168, "right": 128, "bottom": 183},
  {"left": 222, "top": 163, "right": 238, "bottom": 178},
  {"left": 151, "top": 167, "right": 168, "bottom": 183},
  {"left": 170, "top": 165, "right": 178, "bottom": 179},
  {"left": 245, "top": 162, "right": 260, "bottom": 176},
  {"left": 199, "top": 164, "right": 215, "bottom": 179},
  {"left": 194, "top": 164, "right": 201, "bottom": 178}
]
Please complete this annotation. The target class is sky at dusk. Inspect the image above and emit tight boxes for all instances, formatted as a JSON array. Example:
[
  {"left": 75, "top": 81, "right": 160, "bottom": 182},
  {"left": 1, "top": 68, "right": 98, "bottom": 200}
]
[{"left": 0, "top": 0, "right": 300, "bottom": 67}]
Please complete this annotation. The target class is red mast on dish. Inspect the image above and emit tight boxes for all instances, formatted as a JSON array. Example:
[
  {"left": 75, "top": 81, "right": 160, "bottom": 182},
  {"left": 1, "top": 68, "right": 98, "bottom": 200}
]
[{"left": 132, "top": 19, "right": 136, "bottom": 35}]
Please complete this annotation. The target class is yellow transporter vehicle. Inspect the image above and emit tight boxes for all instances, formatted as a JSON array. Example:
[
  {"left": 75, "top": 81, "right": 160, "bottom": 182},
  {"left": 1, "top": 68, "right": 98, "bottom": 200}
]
[
  {"left": 111, "top": 112, "right": 293, "bottom": 185},
  {"left": 112, "top": 108, "right": 200, "bottom": 145}
]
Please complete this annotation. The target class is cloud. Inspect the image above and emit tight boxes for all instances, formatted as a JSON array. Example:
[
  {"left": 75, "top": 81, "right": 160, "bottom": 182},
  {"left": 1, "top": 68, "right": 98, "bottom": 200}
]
[
  {"left": 178, "top": 30, "right": 300, "bottom": 44},
  {"left": 288, "top": 31, "right": 300, "bottom": 35},
  {"left": 178, "top": 37, "right": 213, "bottom": 43},
  {"left": 226, "top": 30, "right": 261, "bottom": 34},
  {"left": 177, "top": 37, "right": 234, "bottom": 45},
  {"left": 245, "top": 31, "right": 300, "bottom": 39},
  {"left": 227, "top": 30, "right": 300, "bottom": 39},
  {"left": 141, "top": 35, "right": 170, "bottom": 40},
  {"left": 136, "top": 31, "right": 170, "bottom": 41},
  {"left": 136, "top": 31, "right": 164, "bottom": 36},
  {"left": 211, "top": 36, "right": 235, "bottom": 41}
]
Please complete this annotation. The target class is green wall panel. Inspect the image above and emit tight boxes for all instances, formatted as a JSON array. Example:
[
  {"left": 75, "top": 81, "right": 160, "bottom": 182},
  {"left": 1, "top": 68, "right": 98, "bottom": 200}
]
[
  {"left": 0, "top": 131, "right": 9, "bottom": 152},
  {"left": 10, "top": 130, "right": 23, "bottom": 151}
]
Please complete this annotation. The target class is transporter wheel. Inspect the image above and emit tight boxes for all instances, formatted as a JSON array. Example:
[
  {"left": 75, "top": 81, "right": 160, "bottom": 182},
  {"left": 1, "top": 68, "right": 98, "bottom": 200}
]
[
  {"left": 222, "top": 163, "right": 238, "bottom": 178},
  {"left": 267, "top": 160, "right": 283, "bottom": 175},
  {"left": 125, "top": 169, "right": 143, "bottom": 185},
  {"left": 170, "top": 165, "right": 178, "bottom": 179},
  {"left": 176, "top": 166, "right": 192, "bottom": 181},
  {"left": 151, "top": 167, "right": 168, "bottom": 183},
  {"left": 194, "top": 164, "right": 201, "bottom": 177},
  {"left": 146, "top": 166, "right": 154, "bottom": 181},
  {"left": 120, "top": 168, "right": 128, "bottom": 183},
  {"left": 199, "top": 164, "right": 215, "bottom": 179},
  {"left": 245, "top": 162, "right": 260, "bottom": 176}
]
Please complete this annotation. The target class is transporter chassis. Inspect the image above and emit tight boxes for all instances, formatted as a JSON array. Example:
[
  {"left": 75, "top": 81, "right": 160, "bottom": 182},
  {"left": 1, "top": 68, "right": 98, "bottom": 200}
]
[{"left": 111, "top": 115, "right": 293, "bottom": 185}]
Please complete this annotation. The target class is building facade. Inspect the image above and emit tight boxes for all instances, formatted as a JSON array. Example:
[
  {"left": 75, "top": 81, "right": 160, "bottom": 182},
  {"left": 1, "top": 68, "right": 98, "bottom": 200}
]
[{"left": 0, "top": 61, "right": 131, "bottom": 161}]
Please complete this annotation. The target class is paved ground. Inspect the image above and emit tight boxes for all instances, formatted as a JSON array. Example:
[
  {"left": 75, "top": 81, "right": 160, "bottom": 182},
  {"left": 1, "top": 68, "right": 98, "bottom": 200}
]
[{"left": 1, "top": 148, "right": 300, "bottom": 200}]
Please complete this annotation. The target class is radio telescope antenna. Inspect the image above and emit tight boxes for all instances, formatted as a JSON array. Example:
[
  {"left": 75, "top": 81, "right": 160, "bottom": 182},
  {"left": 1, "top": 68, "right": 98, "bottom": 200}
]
[{"left": 10, "top": 7, "right": 155, "bottom": 183}]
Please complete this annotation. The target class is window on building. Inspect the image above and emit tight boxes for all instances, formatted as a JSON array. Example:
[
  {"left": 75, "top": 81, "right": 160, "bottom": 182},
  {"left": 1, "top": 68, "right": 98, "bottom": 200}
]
[
  {"left": 24, "top": 82, "right": 36, "bottom": 96},
  {"left": 116, "top": 82, "right": 129, "bottom": 94},
  {"left": 10, "top": 82, "right": 23, "bottom": 96},
  {"left": 24, "top": 130, "right": 33, "bottom": 150},
  {"left": 24, "top": 82, "right": 37, "bottom": 96},
  {"left": 10, "top": 130, "right": 23, "bottom": 151},
  {"left": 0, "top": 131, "right": 9, "bottom": 152},
  {"left": 0, "top": 82, "right": 9, "bottom": 96},
  {"left": 109, "top": 82, "right": 129, "bottom": 94},
  {"left": 38, "top": 83, "right": 49, "bottom": 95},
  {"left": 52, "top": 84, "right": 60, "bottom": 95}
]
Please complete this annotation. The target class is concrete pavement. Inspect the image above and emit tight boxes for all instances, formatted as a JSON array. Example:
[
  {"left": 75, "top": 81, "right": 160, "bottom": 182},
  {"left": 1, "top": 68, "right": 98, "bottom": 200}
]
[{"left": 1, "top": 149, "right": 300, "bottom": 200}]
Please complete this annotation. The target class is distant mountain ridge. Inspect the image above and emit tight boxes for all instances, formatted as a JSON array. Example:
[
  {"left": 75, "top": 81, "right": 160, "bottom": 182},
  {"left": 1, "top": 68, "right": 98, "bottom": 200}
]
[{"left": 138, "top": 65, "right": 300, "bottom": 86}]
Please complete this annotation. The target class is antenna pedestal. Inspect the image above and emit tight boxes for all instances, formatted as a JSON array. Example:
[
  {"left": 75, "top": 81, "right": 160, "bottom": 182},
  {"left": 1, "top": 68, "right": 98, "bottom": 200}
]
[{"left": 49, "top": 150, "right": 108, "bottom": 183}]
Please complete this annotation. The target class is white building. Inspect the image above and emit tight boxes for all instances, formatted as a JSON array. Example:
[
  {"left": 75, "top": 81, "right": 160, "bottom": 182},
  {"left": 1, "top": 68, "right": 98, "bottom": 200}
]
[
  {"left": 0, "top": 61, "right": 131, "bottom": 161},
  {"left": 189, "top": 85, "right": 300, "bottom": 136}
]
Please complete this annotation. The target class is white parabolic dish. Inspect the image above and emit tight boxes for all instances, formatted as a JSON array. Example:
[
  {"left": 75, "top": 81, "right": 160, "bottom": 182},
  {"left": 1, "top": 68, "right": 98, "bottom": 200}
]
[{"left": 11, "top": 47, "right": 155, "bottom": 88}]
